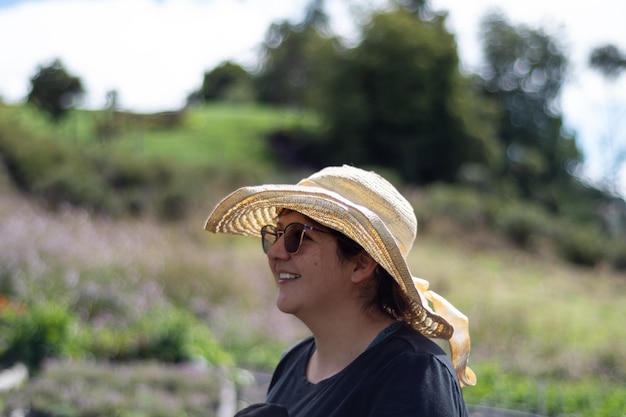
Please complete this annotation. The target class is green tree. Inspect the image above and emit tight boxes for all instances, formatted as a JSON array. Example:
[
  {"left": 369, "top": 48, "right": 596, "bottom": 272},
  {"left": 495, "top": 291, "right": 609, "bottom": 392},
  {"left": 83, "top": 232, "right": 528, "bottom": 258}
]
[
  {"left": 189, "top": 61, "right": 255, "bottom": 105},
  {"left": 477, "top": 11, "right": 582, "bottom": 205},
  {"left": 590, "top": 44, "right": 626, "bottom": 79},
  {"left": 315, "top": 8, "right": 500, "bottom": 184},
  {"left": 27, "top": 58, "right": 84, "bottom": 122},
  {"left": 255, "top": 0, "right": 339, "bottom": 107}
]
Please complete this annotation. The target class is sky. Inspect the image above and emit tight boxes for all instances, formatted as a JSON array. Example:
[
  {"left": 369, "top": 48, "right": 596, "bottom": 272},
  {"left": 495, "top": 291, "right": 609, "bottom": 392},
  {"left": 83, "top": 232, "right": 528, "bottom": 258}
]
[{"left": 1, "top": 0, "right": 625, "bottom": 193}]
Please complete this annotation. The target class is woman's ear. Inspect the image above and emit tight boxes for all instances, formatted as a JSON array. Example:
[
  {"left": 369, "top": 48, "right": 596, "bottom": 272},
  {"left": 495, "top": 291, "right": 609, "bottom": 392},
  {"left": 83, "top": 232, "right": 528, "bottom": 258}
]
[{"left": 350, "top": 252, "right": 378, "bottom": 284}]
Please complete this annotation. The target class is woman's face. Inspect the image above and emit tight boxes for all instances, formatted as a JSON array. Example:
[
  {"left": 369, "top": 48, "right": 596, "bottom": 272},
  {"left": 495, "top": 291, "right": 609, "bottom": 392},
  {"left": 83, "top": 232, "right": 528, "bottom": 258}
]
[{"left": 266, "top": 210, "right": 358, "bottom": 320}]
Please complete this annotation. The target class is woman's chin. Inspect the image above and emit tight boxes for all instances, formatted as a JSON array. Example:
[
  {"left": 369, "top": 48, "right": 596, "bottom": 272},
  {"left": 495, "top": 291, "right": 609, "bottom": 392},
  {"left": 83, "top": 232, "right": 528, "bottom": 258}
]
[{"left": 275, "top": 295, "right": 298, "bottom": 315}]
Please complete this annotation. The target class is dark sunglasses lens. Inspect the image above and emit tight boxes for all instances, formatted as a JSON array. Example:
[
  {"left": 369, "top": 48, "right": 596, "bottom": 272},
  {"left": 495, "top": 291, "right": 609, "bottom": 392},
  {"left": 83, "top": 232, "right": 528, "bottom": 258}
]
[
  {"left": 283, "top": 223, "right": 305, "bottom": 253},
  {"left": 261, "top": 226, "right": 276, "bottom": 254}
]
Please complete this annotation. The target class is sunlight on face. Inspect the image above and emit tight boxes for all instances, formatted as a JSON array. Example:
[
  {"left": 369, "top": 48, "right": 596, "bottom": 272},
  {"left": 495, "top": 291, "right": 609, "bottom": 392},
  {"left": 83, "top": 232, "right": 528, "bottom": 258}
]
[{"left": 267, "top": 211, "right": 357, "bottom": 320}]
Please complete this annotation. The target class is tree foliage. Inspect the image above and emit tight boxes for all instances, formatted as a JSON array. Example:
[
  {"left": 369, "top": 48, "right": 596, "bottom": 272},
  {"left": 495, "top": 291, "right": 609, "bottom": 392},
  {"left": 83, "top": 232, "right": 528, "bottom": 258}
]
[
  {"left": 477, "top": 11, "right": 582, "bottom": 205},
  {"left": 188, "top": 61, "right": 256, "bottom": 105},
  {"left": 196, "top": 2, "right": 608, "bottom": 220},
  {"left": 590, "top": 44, "right": 626, "bottom": 79},
  {"left": 255, "top": 0, "right": 339, "bottom": 108},
  {"left": 27, "top": 58, "right": 84, "bottom": 122},
  {"left": 314, "top": 8, "right": 500, "bottom": 184}
]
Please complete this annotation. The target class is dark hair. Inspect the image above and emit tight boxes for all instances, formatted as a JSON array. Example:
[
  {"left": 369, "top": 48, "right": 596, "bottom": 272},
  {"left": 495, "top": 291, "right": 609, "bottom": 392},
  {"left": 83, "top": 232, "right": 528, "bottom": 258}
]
[{"left": 330, "top": 230, "right": 409, "bottom": 319}]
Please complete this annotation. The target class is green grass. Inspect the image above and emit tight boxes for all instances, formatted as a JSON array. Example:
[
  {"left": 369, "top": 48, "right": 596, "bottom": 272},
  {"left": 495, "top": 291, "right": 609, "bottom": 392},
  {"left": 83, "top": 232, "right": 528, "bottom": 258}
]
[
  {"left": 111, "top": 105, "right": 314, "bottom": 168},
  {"left": 411, "top": 232, "right": 626, "bottom": 380},
  {"left": 464, "top": 362, "right": 626, "bottom": 417},
  {"left": 1, "top": 102, "right": 318, "bottom": 171}
]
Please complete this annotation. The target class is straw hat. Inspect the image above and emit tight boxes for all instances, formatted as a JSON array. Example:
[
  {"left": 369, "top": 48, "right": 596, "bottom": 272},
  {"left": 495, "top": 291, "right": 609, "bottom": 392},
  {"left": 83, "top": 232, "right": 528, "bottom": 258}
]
[{"left": 205, "top": 165, "right": 476, "bottom": 387}]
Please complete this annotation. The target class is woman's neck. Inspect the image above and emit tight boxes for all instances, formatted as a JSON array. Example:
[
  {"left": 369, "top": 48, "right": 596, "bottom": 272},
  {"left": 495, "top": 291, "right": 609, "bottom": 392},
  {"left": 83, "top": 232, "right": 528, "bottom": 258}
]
[{"left": 304, "top": 309, "right": 396, "bottom": 383}]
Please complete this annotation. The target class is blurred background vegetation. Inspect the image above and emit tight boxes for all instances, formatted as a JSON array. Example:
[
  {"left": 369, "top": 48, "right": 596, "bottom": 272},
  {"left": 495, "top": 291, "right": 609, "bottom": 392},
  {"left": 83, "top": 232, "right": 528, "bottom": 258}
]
[{"left": 1, "top": 0, "right": 625, "bottom": 416}]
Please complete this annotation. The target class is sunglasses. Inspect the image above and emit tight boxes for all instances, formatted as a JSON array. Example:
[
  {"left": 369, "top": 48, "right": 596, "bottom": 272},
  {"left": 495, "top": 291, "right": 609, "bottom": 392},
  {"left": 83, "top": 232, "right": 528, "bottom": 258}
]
[{"left": 260, "top": 222, "right": 331, "bottom": 254}]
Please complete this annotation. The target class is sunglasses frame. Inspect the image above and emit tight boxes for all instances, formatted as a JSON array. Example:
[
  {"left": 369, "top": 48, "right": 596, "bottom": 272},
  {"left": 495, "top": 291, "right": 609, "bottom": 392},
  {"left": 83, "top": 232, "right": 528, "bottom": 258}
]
[{"left": 261, "top": 222, "right": 331, "bottom": 254}]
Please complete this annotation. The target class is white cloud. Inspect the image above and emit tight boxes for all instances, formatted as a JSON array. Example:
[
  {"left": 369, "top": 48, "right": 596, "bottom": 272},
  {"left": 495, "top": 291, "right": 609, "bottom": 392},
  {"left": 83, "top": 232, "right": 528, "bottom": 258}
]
[{"left": 0, "top": 0, "right": 309, "bottom": 110}]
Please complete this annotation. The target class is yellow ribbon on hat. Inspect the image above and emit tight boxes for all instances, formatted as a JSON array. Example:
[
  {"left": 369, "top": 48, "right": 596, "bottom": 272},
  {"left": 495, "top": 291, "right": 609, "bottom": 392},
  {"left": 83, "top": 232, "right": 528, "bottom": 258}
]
[{"left": 412, "top": 277, "right": 477, "bottom": 387}]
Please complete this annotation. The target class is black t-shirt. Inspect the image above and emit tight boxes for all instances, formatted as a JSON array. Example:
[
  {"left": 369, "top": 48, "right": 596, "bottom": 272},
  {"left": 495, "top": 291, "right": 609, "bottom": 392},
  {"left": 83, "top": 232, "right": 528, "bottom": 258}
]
[{"left": 266, "top": 324, "right": 468, "bottom": 417}]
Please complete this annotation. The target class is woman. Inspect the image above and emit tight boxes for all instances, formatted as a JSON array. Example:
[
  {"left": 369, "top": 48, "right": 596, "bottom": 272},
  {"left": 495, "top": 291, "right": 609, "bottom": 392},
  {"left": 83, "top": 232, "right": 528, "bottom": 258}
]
[{"left": 205, "top": 165, "right": 476, "bottom": 417}]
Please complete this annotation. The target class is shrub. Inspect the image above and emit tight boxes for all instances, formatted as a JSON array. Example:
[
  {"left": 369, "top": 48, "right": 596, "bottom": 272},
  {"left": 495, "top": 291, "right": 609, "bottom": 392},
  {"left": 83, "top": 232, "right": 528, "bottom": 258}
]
[
  {"left": 0, "top": 301, "right": 77, "bottom": 373},
  {"left": 35, "top": 161, "right": 117, "bottom": 213},
  {"left": 418, "top": 184, "right": 489, "bottom": 230},
  {"left": 552, "top": 224, "right": 608, "bottom": 267},
  {"left": 0, "top": 119, "right": 202, "bottom": 219},
  {"left": 606, "top": 239, "right": 626, "bottom": 270},
  {"left": 0, "top": 126, "right": 118, "bottom": 214},
  {"left": 77, "top": 306, "right": 233, "bottom": 367},
  {"left": 224, "top": 335, "right": 287, "bottom": 371},
  {"left": 492, "top": 202, "right": 550, "bottom": 248}
]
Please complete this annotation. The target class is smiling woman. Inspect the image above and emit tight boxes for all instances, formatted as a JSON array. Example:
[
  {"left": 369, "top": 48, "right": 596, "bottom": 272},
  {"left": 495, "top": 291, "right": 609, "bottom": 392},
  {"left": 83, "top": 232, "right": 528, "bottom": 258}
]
[{"left": 205, "top": 165, "right": 475, "bottom": 417}]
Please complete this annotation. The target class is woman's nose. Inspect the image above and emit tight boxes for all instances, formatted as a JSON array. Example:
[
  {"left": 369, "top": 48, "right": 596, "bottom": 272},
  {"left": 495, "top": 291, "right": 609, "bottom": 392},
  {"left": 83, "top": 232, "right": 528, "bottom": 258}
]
[{"left": 267, "top": 234, "right": 290, "bottom": 259}]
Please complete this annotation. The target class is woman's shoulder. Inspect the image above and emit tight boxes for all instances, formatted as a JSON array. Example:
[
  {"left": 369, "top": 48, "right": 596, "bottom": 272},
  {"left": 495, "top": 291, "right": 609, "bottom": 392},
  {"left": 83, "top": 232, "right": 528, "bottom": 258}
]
[
  {"left": 391, "top": 323, "right": 448, "bottom": 355},
  {"left": 371, "top": 324, "right": 458, "bottom": 378}
]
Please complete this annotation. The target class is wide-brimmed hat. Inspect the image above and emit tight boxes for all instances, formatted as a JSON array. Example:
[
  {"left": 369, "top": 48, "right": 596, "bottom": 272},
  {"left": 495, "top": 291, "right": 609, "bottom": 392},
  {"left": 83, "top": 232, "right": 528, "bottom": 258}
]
[{"left": 205, "top": 165, "right": 475, "bottom": 386}]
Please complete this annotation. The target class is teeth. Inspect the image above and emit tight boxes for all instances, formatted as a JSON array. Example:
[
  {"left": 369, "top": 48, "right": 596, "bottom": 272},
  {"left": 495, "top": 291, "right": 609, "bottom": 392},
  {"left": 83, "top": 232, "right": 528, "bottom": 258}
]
[{"left": 279, "top": 273, "right": 301, "bottom": 280}]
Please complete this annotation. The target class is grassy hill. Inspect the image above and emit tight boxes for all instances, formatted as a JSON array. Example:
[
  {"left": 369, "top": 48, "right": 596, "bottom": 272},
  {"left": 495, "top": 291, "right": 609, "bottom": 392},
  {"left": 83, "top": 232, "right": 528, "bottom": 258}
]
[
  {"left": 1, "top": 102, "right": 317, "bottom": 170},
  {"left": 1, "top": 103, "right": 625, "bottom": 416}
]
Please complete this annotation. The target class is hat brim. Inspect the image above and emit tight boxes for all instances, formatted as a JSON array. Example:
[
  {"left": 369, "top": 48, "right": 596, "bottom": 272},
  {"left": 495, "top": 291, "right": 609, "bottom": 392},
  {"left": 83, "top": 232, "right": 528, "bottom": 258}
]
[{"left": 205, "top": 184, "right": 453, "bottom": 340}]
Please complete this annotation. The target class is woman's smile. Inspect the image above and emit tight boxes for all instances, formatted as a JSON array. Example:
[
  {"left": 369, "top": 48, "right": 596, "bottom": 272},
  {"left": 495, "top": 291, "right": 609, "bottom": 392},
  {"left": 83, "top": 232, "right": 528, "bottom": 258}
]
[{"left": 278, "top": 272, "right": 301, "bottom": 281}]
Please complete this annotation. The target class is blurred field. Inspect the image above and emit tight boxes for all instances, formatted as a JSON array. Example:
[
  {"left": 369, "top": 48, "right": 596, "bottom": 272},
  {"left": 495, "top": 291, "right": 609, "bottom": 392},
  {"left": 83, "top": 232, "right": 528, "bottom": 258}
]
[
  {"left": 1, "top": 103, "right": 625, "bottom": 416},
  {"left": 2, "top": 173, "right": 626, "bottom": 414}
]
